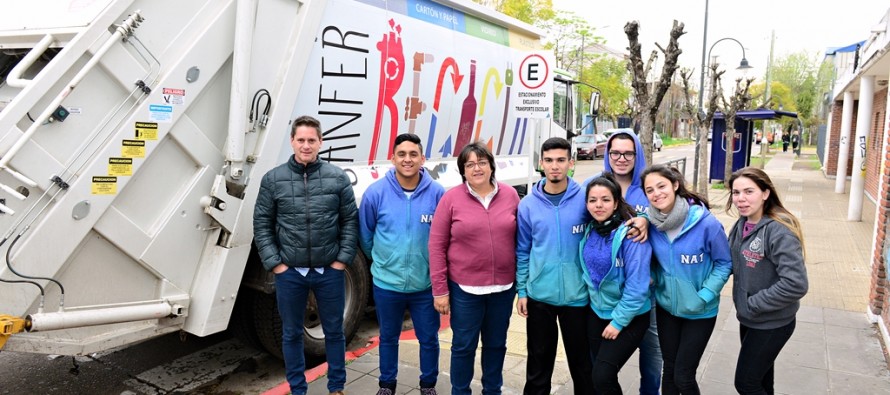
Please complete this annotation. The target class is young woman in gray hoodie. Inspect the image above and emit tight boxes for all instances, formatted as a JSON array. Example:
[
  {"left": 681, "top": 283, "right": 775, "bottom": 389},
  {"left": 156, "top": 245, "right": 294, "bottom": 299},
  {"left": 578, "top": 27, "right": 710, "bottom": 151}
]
[{"left": 726, "top": 167, "right": 808, "bottom": 395}]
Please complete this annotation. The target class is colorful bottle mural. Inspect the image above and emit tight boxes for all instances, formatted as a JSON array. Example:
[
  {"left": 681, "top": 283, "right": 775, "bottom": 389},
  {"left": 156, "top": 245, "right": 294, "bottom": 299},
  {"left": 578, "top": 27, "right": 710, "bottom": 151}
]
[{"left": 453, "top": 59, "right": 477, "bottom": 157}]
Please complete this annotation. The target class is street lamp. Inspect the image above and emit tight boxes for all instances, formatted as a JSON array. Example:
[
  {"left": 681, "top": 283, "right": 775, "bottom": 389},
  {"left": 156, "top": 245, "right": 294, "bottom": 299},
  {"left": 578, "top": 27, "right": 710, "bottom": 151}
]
[{"left": 692, "top": 34, "right": 752, "bottom": 189}]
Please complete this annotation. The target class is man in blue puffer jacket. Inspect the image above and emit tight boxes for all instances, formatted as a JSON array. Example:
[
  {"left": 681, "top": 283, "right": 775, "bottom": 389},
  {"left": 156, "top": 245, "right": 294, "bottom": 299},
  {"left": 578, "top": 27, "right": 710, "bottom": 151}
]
[
  {"left": 253, "top": 115, "right": 358, "bottom": 395},
  {"left": 359, "top": 134, "right": 444, "bottom": 395}
]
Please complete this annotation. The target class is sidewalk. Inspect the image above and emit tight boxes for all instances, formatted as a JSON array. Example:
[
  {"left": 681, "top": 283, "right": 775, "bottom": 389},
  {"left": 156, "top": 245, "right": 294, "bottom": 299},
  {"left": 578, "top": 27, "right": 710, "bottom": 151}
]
[{"left": 312, "top": 149, "right": 890, "bottom": 394}]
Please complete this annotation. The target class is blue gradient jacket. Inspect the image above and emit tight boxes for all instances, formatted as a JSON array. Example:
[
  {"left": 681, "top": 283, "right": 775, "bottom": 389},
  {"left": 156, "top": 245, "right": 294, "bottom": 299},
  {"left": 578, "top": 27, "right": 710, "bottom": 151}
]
[
  {"left": 359, "top": 169, "right": 444, "bottom": 293},
  {"left": 516, "top": 178, "right": 590, "bottom": 307},
  {"left": 649, "top": 204, "right": 732, "bottom": 319},
  {"left": 579, "top": 224, "right": 652, "bottom": 330}
]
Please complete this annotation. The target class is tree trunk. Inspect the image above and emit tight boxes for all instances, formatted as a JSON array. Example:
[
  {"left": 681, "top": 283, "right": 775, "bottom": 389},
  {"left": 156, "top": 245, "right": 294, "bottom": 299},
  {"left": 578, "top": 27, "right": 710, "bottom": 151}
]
[
  {"left": 723, "top": 116, "right": 735, "bottom": 183},
  {"left": 696, "top": 124, "right": 710, "bottom": 196}
]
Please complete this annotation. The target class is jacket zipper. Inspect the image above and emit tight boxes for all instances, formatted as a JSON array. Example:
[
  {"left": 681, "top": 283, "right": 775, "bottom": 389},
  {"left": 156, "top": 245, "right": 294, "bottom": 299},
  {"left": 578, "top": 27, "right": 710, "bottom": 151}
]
[{"left": 304, "top": 171, "right": 311, "bottom": 268}]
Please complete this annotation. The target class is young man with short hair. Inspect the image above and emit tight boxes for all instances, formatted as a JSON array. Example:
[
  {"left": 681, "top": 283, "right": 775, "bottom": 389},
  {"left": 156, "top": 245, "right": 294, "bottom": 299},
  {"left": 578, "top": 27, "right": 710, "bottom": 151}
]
[
  {"left": 359, "top": 134, "right": 444, "bottom": 395},
  {"left": 516, "top": 137, "right": 595, "bottom": 394}
]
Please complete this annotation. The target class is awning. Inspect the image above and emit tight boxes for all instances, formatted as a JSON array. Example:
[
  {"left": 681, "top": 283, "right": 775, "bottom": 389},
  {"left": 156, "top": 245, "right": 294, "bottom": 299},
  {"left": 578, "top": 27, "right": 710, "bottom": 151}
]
[{"left": 714, "top": 109, "right": 798, "bottom": 120}]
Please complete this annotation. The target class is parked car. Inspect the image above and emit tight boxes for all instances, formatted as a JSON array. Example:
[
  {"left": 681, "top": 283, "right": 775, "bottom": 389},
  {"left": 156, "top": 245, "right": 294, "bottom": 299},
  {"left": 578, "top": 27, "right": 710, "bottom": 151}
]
[
  {"left": 573, "top": 134, "right": 607, "bottom": 160},
  {"left": 653, "top": 133, "right": 663, "bottom": 151}
]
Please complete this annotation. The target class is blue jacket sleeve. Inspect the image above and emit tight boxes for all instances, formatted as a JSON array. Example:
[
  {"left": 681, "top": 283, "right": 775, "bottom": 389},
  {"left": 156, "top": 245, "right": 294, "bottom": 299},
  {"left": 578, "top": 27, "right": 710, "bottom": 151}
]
[
  {"left": 610, "top": 239, "right": 652, "bottom": 330},
  {"left": 515, "top": 202, "right": 533, "bottom": 299},
  {"left": 358, "top": 186, "right": 378, "bottom": 259},
  {"left": 699, "top": 218, "right": 732, "bottom": 302},
  {"left": 253, "top": 173, "right": 281, "bottom": 271}
]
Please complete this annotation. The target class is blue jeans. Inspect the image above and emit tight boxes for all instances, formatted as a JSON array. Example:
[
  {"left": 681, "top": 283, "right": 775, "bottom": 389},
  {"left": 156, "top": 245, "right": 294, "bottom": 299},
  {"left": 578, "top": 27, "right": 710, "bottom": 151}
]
[
  {"left": 448, "top": 282, "right": 515, "bottom": 395},
  {"left": 275, "top": 267, "right": 346, "bottom": 395},
  {"left": 638, "top": 302, "right": 663, "bottom": 395},
  {"left": 373, "top": 285, "right": 440, "bottom": 388}
]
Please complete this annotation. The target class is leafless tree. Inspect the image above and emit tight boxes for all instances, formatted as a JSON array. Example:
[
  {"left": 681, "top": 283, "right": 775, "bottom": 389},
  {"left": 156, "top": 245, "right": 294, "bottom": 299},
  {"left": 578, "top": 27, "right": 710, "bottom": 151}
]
[
  {"left": 624, "top": 20, "right": 685, "bottom": 165},
  {"left": 679, "top": 64, "right": 724, "bottom": 195},
  {"left": 720, "top": 77, "right": 755, "bottom": 183}
]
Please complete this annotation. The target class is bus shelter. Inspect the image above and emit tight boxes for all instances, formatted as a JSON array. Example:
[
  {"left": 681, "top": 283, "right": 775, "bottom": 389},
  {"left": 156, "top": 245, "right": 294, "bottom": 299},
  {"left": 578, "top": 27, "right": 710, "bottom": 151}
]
[{"left": 709, "top": 109, "right": 798, "bottom": 181}]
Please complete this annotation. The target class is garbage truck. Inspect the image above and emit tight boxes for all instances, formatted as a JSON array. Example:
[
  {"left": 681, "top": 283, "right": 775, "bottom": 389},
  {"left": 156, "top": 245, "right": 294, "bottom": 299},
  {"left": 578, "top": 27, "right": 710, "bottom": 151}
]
[{"left": 0, "top": 0, "right": 590, "bottom": 358}]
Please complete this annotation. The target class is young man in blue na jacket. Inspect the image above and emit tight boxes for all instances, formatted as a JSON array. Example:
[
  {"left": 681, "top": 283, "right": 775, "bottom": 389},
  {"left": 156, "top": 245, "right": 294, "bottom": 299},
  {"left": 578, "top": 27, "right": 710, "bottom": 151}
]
[
  {"left": 359, "top": 134, "right": 444, "bottom": 395},
  {"left": 584, "top": 130, "right": 663, "bottom": 395},
  {"left": 516, "top": 137, "right": 595, "bottom": 394}
]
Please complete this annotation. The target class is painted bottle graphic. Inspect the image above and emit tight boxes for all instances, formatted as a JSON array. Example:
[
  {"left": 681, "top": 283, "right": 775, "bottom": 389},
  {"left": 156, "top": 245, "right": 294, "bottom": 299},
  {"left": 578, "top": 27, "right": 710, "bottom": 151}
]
[{"left": 453, "top": 60, "right": 477, "bottom": 157}]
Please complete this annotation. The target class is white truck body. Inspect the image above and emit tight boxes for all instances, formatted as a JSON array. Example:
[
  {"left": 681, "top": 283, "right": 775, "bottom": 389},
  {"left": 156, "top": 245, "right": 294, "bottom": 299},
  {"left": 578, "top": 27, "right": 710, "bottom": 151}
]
[{"left": 0, "top": 0, "right": 561, "bottom": 356}]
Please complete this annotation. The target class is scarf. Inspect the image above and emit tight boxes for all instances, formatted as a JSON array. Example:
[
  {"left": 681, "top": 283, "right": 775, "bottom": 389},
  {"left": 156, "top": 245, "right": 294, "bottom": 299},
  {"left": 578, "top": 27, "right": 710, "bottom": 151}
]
[
  {"left": 589, "top": 212, "right": 623, "bottom": 237},
  {"left": 648, "top": 197, "right": 689, "bottom": 232}
]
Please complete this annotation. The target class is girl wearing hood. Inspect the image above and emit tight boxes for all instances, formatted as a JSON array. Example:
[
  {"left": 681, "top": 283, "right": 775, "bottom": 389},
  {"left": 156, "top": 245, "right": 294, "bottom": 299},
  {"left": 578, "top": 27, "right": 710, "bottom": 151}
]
[
  {"left": 726, "top": 167, "right": 808, "bottom": 395},
  {"left": 642, "top": 164, "right": 732, "bottom": 395},
  {"left": 579, "top": 173, "right": 653, "bottom": 394}
]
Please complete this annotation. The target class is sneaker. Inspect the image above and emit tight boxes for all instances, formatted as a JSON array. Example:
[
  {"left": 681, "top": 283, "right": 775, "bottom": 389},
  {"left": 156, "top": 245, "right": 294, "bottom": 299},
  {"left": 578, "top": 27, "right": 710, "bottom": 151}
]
[
  {"left": 375, "top": 388, "right": 394, "bottom": 395},
  {"left": 420, "top": 388, "right": 437, "bottom": 395}
]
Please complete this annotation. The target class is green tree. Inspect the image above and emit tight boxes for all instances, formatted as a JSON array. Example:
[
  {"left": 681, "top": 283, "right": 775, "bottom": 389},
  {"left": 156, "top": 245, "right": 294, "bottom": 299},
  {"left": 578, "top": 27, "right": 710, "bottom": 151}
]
[
  {"left": 750, "top": 81, "right": 796, "bottom": 112},
  {"left": 470, "top": 0, "right": 555, "bottom": 25},
  {"left": 582, "top": 57, "right": 631, "bottom": 121},
  {"left": 766, "top": 51, "right": 821, "bottom": 126}
]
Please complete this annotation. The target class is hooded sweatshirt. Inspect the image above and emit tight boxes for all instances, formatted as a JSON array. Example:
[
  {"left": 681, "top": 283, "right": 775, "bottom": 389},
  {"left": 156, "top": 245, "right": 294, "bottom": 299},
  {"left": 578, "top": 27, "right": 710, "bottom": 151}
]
[
  {"left": 649, "top": 204, "right": 732, "bottom": 319},
  {"left": 728, "top": 217, "right": 808, "bottom": 329},
  {"left": 579, "top": 223, "right": 652, "bottom": 330},
  {"left": 359, "top": 168, "right": 444, "bottom": 293},
  {"left": 584, "top": 130, "right": 649, "bottom": 213},
  {"left": 516, "top": 177, "right": 591, "bottom": 307}
]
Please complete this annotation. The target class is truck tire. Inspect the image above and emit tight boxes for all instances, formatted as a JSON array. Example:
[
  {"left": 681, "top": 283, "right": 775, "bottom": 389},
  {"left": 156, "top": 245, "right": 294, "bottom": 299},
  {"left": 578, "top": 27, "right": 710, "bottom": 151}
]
[
  {"left": 252, "top": 252, "right": 371, "bottom": 359},
  {"left": 228, "top": 289, "right": 264, "bottom": 351}
]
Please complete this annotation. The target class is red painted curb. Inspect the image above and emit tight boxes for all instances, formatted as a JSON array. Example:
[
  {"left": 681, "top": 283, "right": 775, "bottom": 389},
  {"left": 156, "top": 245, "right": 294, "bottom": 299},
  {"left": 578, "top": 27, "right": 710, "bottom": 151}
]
[{"left": 262, "top": 315, "right": 451, "bottom": 395}]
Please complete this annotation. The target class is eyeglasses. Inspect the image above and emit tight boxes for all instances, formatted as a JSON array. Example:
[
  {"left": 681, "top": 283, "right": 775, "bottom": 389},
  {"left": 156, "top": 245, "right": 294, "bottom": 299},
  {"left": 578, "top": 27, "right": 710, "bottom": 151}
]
[
  {"left": 608, "top": 151, "right": 636, "bottom": 161},
  {"left": 464, "top": 160, "right": 490, "bottom": 170}
]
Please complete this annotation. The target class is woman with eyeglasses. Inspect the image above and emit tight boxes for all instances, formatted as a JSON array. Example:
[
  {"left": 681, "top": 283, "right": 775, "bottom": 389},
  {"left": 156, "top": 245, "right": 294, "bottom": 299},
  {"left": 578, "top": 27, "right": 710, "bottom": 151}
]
[
  {"left": 641, "top": 164, "right": 732, "bottom": 395},
  {"left": 428, "top": 142, "right": 520, "bottom": 394}
]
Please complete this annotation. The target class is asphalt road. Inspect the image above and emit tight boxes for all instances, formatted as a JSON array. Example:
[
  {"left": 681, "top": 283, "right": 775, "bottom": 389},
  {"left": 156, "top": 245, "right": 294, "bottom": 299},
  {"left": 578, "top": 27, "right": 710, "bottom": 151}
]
[{"left": 0, "top": 143, "right": 697, "bottom": 395}]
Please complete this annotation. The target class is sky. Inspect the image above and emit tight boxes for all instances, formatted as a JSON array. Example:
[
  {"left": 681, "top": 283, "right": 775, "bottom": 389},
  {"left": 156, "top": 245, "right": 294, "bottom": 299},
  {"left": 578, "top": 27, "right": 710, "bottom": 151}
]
[{"left": 551, "top": 0, "right": 889, "bottom": 87}]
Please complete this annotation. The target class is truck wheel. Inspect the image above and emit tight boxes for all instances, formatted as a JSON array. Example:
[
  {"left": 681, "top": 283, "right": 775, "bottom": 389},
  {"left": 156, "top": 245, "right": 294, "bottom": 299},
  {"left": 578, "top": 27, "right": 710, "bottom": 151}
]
[
  {"left": 228, "top": 289, "right": 264, "bottom": 351},
  {"left": 252, "top": 252, "right": 371, "bottom": 359}
]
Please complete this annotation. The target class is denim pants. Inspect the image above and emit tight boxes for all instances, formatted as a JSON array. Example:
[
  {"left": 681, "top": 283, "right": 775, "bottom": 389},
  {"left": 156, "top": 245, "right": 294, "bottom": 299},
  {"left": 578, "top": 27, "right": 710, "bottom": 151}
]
[
  {"left": 275, "top": 267, "right": 346, "bottom": 395},
  {"left": 588, "top": 309, "right": 651, "bottom": 395},
  {"left": 655, "top": 306, "right": 716, "bottom": 395},
  {"left": 638, "top": 300, "right": 663, "bottom": 395},
  {"left": 448, "top": 281, "right": 515, "bottom": 395},
  {"left": 373, "top": 285, "right": 440, "bottom": 388},
  {"left": 734, "top": 320, "right": 796, "bottom": 395},
  {"left": 523, "top": 298, "right": 594, "bottom": 395}
]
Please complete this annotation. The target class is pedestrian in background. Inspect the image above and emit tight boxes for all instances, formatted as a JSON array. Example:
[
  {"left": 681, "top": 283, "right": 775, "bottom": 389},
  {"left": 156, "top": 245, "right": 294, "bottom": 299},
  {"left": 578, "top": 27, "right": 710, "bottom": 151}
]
[
  {"left": 781, "top": 132, "right": 790, "bottom": 152},
  {"left": 791, "top": 131, "right": 801, "bottom": 156},
  {"left": 726, "top": 167, "right": 808, "bottom": 395},
  {"left": 641, "top": 164, "right": 732, "bottom": 395},
  {"left": 359, "top": 134, "right": 444, "bottom": 395},
  {"left": 579, "top": 173, "right": 653, "bottom": 395},
  {"left": 253, "top": 115, "right": 358, "bottom": 395},
  {"left": 516, "top": 137, "right": 594, "bottom": 394},
  {"left": 428, "top": 142, "right": 519, "bottom": 395}
]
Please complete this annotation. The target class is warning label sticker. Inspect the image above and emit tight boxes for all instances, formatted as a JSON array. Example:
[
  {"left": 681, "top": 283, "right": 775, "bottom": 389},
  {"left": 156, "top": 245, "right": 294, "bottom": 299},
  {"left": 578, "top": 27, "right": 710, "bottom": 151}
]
[
  {"left": 108, "top": 157, "right": 133, "bottom": 176},
  {"left": 121, "top": 139, "right": 145, "bottom": 158},
  {"left": 135, "top": 122, "right": 158, "bottom": 140},
  {"left": 162, "top": 88, "right": 185, "bottom": 105},
  {"left": 91, "top": 176, "right": 117, "bottom": 195},
  {"left": 148, "top": 104, "right": 173, "bottom": 123}
]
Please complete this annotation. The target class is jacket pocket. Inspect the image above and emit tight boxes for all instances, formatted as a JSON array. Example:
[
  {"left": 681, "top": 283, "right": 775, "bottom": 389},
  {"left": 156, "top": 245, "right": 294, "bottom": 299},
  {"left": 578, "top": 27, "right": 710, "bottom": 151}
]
[
  {"left": 672, "top": 277, "right": 707, "bottom": 316},
  {"left": 594, "top": 279, "right": 622, "bottom": 310}
]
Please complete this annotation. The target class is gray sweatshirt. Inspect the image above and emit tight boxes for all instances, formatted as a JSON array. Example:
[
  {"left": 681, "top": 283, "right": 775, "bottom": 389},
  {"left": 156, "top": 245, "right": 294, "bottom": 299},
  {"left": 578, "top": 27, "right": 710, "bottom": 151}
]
[{"left": 728, "top": 217, "right": 808, "bottom": 329}]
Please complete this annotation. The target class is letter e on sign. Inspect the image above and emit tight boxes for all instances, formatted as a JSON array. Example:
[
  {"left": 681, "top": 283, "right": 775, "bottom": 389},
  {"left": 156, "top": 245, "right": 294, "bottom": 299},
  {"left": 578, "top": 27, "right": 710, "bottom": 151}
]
[{"left": 520, "top": 54, "right": 549, "bottom": 90}]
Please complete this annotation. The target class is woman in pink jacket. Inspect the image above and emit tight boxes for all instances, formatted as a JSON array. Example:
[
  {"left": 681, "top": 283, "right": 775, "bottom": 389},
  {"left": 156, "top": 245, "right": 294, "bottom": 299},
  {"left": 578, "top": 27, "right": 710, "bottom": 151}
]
[{"left": 428, "top": 142, "right": 520, "bottom": 395}]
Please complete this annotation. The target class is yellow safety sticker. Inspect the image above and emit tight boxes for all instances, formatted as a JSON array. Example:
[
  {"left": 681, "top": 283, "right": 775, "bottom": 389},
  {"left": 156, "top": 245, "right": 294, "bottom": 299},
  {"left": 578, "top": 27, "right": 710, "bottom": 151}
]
[
  {"left": 135, "top": 122, "right": 158, "bottom": 140},
  {"left": 108, "top": 157, "right": 133, "bottom": 176},
  {"left": 91, "top": 176, "right": 117, "bottom": 195},
  {"left": 121, "top": 139, "right": 145, "bottom": 158}
]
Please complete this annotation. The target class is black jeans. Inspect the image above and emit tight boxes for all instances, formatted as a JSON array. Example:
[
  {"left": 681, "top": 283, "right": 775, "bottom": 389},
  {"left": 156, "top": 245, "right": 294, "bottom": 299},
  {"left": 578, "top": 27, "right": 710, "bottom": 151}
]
[
  {"left": 587, "top": 309, "right": 651, "bottom": 395},
  {"left": 655, "top": 306, "right": 716, "bottom": 395},
  {"left": 523, "top": 298, "right": 593, "bottom": 395},
  {"left": 734, "top": 320, "right": 796, "bottom": 395}
]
